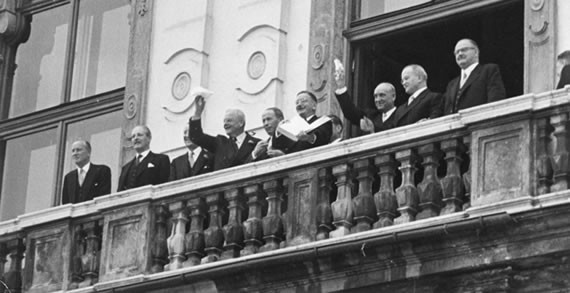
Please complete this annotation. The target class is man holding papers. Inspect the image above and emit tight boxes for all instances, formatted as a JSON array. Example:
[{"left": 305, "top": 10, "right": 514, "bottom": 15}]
[
  {"left": 189, "top": 95, "right": 260, "bottom": 171},
  {"left": 275, "top": 91, "right": 332, "bottom": 154},
  {"left": 249, "top": 107, "right": 292, "bottom": 161}
]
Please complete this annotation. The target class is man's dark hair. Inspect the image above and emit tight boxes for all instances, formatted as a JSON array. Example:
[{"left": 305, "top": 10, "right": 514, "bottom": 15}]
[
  {"left": 266, "top": 107, "right": 284, "bottom": 120},
  {"left": 297, "top": 90, "right": 318, "bottom": 103}
]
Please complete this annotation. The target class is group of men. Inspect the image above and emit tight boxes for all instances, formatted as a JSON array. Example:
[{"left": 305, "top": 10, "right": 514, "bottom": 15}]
[
  {"left": 335, "top": 38, "right": 507, "bottom": 134},
  {"left": 62, "top": 38, "right": 565, "bottom": 205},
  {"left": 62, "top": 88, "right": 336, "bottom": 204}
]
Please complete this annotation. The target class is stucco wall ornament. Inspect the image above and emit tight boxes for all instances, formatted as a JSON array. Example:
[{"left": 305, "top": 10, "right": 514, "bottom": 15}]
[
  {"left": 125, "top": 94, "right": 138, "bottom": 119},
  {"left": 247, "top": 51, "right": 266, "bottom": 80},
  {"left": 171, "top": 72, "right": 192, "bottom": 100}
]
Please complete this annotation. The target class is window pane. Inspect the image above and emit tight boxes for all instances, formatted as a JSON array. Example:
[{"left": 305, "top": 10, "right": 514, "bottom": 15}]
[
  {"left": 63, "top": 110, "right": 123, "bottom": 194},
  {"left": 10, "top": 5, "right": 71, "bottom": 118},
  {"left": 360, "top": 0, "right": 430, "bottom": 19},
  {"left": 0, "top": 129, "right": 58, "bottom": 221},
  {"left": 71, "top": 0, "right": 130, "bottom": 100}
]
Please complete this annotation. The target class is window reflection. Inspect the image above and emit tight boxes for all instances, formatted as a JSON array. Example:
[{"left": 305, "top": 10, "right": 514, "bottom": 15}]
[
  {"left": 10, "top": 5, "right": 71, "bottom": 117},
  {"left": 359, "top": 0, "right": 430, "bottom": 19},
  {"left": 0, "top": 129, "right": 58, "bottom": 220},
  {"left": 63, "top": 110, "right": 123, "bottom": 193},
  {"left": 71, "top": 0, "right": 130, "bottom": 100}
]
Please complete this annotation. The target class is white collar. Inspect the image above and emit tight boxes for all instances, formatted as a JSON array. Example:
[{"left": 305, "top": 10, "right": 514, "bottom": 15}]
[
  {"left": 233, "top": 132, "right": 246, "bottom": 146},
  {"left": 462, "top": 62, "right": 479, "bottom": 77},
  {"left": 410, "top": 87, "right": 427, "bottom": 100},
  {"left": 188, "top": 147, "right": 202, "bottom": 157},
  {"left": 383, "top": 107, "right": 397, "bottom": 122},
  {"left": 77, "top": 162, "right": 91, "bottom": 173},
  {"left": 137, "top": 149, "right": 150, "bottom": 160}
]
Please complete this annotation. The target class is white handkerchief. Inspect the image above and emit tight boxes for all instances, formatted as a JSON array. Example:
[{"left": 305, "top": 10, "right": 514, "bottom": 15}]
[
  {"left": 191, "top": 86, "right": 214, "bottom": 99},
  {"left": 147, "top": 162, "right": 155, "bottom": 168}
]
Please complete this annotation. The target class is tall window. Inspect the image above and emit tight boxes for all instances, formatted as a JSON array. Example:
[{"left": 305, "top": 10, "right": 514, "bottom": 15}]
[
  {"left": 0, "top": 0, "right": 130, "bottom": 220},
  {"left": 345, "top": 0, "right": 523, "bottom": 136}
]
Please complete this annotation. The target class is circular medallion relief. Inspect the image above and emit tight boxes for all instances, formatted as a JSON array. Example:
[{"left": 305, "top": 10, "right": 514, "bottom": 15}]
[
  {"left": 247, "top": 51, "right": 266, "bottom": 80},
  {"left": 125, "top": 94, "right": 138, "bottom": 119},
  {"left": 171, "top": 72, "right": 192, "bottom": 100}
]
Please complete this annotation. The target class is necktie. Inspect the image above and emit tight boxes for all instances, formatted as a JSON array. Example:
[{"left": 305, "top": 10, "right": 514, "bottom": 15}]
[
  {"left": 189, "top": 151, "right": 195, "bottom": 168},
  {"left": 78, "top": 169, "right": 85, "bottom": 186},
  {"left": 407, "top": 95, "right": 415, "bottom": 106},
  {"left": 136, "top": 154, "right": 142, "bottom": 165},
  {"left": 460, "top": 71, "right": 468, "bottom": 88},
  {"left": 231, "top": 137, "right": 238, "bottom": 150}
]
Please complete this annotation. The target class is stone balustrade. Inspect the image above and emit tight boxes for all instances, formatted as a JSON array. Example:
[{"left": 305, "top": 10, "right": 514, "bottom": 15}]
[{"left": 0, "top": 88, "right": 569, "bottom": 292}]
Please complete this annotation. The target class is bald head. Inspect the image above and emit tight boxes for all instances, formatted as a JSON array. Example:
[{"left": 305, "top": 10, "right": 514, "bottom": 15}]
[
  {"left": 224, "top": 109, "right": 246, "bottom": 137},
  {"left": 454, "top": 39, "right": 480, "bottom": 69},
  {"left": 373, "top": 82, "right": 396, "bottom": 113}
]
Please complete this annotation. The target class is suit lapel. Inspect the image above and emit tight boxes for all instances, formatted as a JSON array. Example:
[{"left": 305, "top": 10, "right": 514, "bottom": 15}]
[
  {"left": 179, "top": 153, "right": 191, "bottom": 178},
  {"left": 191, "top": 151, "right": 207, "bottom": 175},
  {"left": 69, "top": 169, "right": 79, "bottom": 199},
  {"left": 82, "top": 165, "right": 96, "bottom": 191},
  {"left": 136, "top": 152, "right": 153, "bottom": 177},
  {"left": 234, "top": 134, "right": 255, "bottom": 161},
  {"left": 460, "top": 65, "right": 481, "bottom": 92}
]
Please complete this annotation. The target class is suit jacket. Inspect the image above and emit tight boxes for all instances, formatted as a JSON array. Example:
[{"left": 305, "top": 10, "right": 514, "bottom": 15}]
[
  {"left": 335, "top": 91, "right": 395, "bottom": 132},
  {"left": 189, "top": 119, "right": 261, "bottom": 171},
  {"left": 557, "top": 65, "right": 570, "bottom": 89},
  {"left": 280, "top": 115, "right": 332, "bottom": 154},
  {"left": 62, "top": 163, "right": 111, "bottom": 204},
  {"left": 117, "top": 151, "right": 170, "bottom": 191},
  {"left": 247, "top": 135, "right": 294, "bottom": 162},
  {"left": 443, "top": 63, "right": 506, "bottom": 115},
  {"left": 393, "top": 89, "right": 442, "bottom": 127},
  {"left": 168, "top": 149, "right": 214, "bottom": 181}
]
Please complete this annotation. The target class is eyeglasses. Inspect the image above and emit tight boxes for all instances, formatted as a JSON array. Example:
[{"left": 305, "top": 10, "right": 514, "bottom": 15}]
[{"left": 454, "top": 47, "right": 476, "bottom": 55}]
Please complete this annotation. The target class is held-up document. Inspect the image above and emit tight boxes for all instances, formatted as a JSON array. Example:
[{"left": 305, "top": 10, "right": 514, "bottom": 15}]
[{"left": 276, "top": 115, "right": 331, "bottom": 141}]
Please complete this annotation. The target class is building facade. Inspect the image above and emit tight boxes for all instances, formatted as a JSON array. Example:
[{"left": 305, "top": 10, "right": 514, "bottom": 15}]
[{"left": 0, "top": 0, "right": 569, "bottom": 292}]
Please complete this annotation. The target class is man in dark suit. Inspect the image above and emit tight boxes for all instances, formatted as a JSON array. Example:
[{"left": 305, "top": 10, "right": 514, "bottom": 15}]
[
  {"left": 118, "top": 125, "right": 170, "bottom": 191},
  {"left": 189, "top": 96, "right": 261, "bottom": 171},
  {"left": 169, "top": 125, "right": 214, "bottom": 181},
  {"left": 394, "top": 64, "right": 442, "bottom": 126},
  {"left": 333, "top": 59, "right": 397, "bottom": 134},
  {"left": 62, "top": 140, "right": 111, "bottom": 204},
  {"left": 557, "top": 50, "right": 570, "bottom": 89},
  {"left": 249, "top": 107, "right": 292, "bottom": 161},
  {"left": 278, "top": 91, "right": 332, "bottom": 154},
  {"left": 442, "top": 38, "right": 506, "bottom": 115}
]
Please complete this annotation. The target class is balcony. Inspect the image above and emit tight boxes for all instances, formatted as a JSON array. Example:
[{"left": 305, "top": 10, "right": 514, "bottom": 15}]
[{"left": 1, "top": 88, "right": 570, "bottom": 292}]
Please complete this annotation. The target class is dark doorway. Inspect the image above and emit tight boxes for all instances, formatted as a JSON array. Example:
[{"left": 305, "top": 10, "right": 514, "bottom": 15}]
[{"left": 350, "top": 0, "right": 524, "bottom": 124}]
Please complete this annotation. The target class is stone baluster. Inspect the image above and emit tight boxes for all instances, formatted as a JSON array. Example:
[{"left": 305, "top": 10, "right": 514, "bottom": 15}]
[
  {"left": 416, "top": 143, "right": 443, "bottom": 220},
  {"left": 4, "top": 238, "right": 24, "bottom": 293},
  {"left": 330, "top": 163, "right": 354, "bottom": 237},
  {"left": 462, "top": 136, "right": 472, "bottom": 210},
  {"left": 550, "top": 114, "right": 569, "bottom": 192},
  {"left": 222, "top": 189, "right": 245, "bottom": 259},
  {"left": 202, "top": 193, "right": 226, "bottom": 263},
  {"left": 352, "top": 158, "right": 377, "bottom": 232},
  {"left": 184, "top": 197, "right": 206, "bottom": 266},
  {"left": 536, "top": 118, "right": 553, "bottom": 195},
  {"left": 316, "top": 168, "right": 333, "bottom": 240},
  {"left": 165, "top": 202, "right": 187, "bottom": 271},
  {"left": 440, "top": 139, "right": 466, "bottom": 215},
  {"left": 374, "top": 154, "right": 398, "bottom": 228},
  {"left": 242, "top": 185, "right": 264, "bottom": 256},
  {"left": 80, "top": 220, "right": 102, "bottom": 287},
  {"left": 151, "top": 205, "right": 169, "bottom": 273},
  {"left": 69, "top": 224, "right": 85, "bottom": 289},
  {"left": 280, "top": 177, "right": 289, "bottom": 249},
  {"left": 395, "top": 149, "right": 419, "bottom": 224},
  {"left": 261, "top": 179, "right": 285, "bottom": 251}
]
